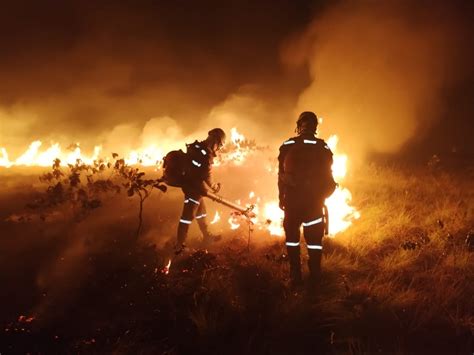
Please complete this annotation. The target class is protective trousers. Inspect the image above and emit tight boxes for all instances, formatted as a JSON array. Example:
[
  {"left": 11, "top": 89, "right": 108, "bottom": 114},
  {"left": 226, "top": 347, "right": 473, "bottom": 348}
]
[
  {"left": 283, "top": 204, "right": 324, "bottom": 283},
  {"left": 176, "top": 192, "right": 210, "bottom": 245}
]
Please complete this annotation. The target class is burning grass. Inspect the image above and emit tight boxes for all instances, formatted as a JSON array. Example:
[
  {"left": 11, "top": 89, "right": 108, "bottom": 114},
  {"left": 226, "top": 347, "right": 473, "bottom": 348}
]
[
  {"left": 0, "top": 163, "right": 473, "bottom": 353},
  {"left": 0, "top": 128, "right": 360, "bottom": 237}
]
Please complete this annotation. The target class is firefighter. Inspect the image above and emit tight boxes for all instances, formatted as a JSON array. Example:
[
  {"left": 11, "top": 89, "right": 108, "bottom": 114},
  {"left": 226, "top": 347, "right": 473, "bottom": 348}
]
[
  {"left": 175, "top": 128, "right": 226, "bottom": 253},
  {"left": 278, "top": 112, "right": 336, "bottom": 287}
]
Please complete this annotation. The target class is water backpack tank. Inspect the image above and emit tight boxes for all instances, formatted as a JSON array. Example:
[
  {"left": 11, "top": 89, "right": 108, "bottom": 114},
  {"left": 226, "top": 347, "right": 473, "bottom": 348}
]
[{"left": 162, "top": 149, "right": 188, "bottom": 187}]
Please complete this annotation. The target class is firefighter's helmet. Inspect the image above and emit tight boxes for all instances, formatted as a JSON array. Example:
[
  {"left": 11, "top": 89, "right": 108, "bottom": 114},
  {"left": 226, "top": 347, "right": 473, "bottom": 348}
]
[
  {"left": 207, "top": 128, "right": 226, "bottom": 148},
  {"left": 296, "top": 111, "right": 318, "bottom": 134}
]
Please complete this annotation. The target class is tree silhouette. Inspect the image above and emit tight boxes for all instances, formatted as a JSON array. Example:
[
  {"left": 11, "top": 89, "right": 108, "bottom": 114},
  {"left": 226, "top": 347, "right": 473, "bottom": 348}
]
[{"left": 27, "top": 155, "right": 167, "bottom": 238}]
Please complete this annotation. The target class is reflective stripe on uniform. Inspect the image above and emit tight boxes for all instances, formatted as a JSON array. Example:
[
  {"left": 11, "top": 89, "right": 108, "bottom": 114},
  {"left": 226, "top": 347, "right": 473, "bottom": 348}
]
[
  {"left": 201, "top": 149, "right": 207, "bottom": 155},
  {"left": 184, "top": 199, "right": 189, "bottom": 203},
  {"left": 303, "top": 139, "right": 317, "bottom": 144},
  {"left": 307, "top": 244, "right": 323, "bottom": 250},
  {"left": 188, "top": 198, "right": 200, "bottom": 205},
  {"left": 180, "top": 219, "right": 192, "bottom": 224},
  {"left": 195, "top": 144, "right": 200, "bottom": 148},
  {"left": 283, "top": 140, "right": 295, "bottom": 145},
  {"left": 324, "top": 144, "right": 330, "bottom": 150},
  {"left": 192, "top": 160, "right": 201, "bottom": 167},
  {"left": 286, "top": 241, "right": 300, "bottom": 247},
  {"left": 195, "top": 214, "right": 207, "bottom": 219},
  {"left": 302, "top": 217, "right": 323, "bottom": 227}
]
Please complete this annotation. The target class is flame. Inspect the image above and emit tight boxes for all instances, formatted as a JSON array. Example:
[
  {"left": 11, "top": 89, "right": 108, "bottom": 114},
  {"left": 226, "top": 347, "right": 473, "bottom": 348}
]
[
  {"left": 228, "top": 215, "right": 241, "bottom": 230},
  {"left": 18, "top": 315, "right": 35, "bottom": 323},
  {"left": 210, "top": 211, "right": 221, "bottom": 224},
  {"left": 0, "top": 141, "right": 163, "bottom": 167},
  {"left": 215, "top": 132, "right": 358, "bottom": 237},
  {"left": 0, "top": 148, "right": 12, "bottom": 168},
  {"left": 325, "top": 187, "right": 360, "bottom": 235},
  {"left": 327, "top": 136, "right": 346, "bottom": 180},
  {"left": 231, "top": 127, "right": 245, "bottom": 143},
  {"left": 15, "top": 141, "right": 42, "bottom": 165},
  {"left": 215, "top": 127, "right": 253, "bottom": 166},
  {"left": 125, "top": 146, "right": 165, "bottom": 166},
  {"left": 0, "top": 127, "right": 358, "bottom": 236},
  {"left": 262, "top": 202, "right": 285, "bottom": 236},
  {"left": 162, "top": 259, "right": 172, "bottom": 275},
  {"left": 0, "top": 127, "right": 253, "bottom": 168},
  {"left": 0, "top": 141, "right": 104, "bottom": 167},
  {"left": 324, "top": 134, "right": 360, "bottom": 235}
]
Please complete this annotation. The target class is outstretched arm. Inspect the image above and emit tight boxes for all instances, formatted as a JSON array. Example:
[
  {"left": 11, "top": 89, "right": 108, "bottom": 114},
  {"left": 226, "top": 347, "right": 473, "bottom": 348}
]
[{"left": 203, "top": 156, "right": 220, "bottom": 193}]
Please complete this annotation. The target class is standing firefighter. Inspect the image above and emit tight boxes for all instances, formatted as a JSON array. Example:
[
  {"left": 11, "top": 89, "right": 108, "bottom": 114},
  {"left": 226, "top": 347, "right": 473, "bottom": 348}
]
[
  {"left": 169, "top": 128, "right": 226, "bottom": 253},
  {"left": 278, "top": 112, "right": 336, "bottom": 288}
]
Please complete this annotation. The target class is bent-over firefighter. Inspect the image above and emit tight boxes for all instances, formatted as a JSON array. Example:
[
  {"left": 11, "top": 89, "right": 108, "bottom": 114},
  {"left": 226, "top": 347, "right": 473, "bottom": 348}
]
[{"left": 162, "top": 128, "right": 226, "bottom": 254}]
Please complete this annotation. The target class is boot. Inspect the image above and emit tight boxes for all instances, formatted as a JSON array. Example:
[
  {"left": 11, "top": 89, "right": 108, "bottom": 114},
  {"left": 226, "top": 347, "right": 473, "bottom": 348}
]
[
  {"left": 198, "top": 219, "right": 221, "bottom": 247},
  {"left": 201, "top": 231, "right": 222, "bottom": 247},
  {"left": 174, "top": 242, "right": 186, "bottom": 255},
  {"left": 307, "top": 250, "right": 322, "bottom": 287},
  {"left": 290, "top": 266, "right": 303, "bottom": 289},
  {"left": 177, "top": 221, "right": 190, "bottom": 247},
  {"left": 287, "top": 246, "right": 303, "bottom": 288}
]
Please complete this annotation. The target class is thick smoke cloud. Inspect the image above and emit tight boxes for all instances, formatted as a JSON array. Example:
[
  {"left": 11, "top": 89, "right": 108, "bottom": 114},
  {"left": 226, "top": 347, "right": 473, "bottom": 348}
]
[
  {"left": 97, "top": 89, "right": 294, "bottom": 158},
  {"left": 0, "top": 0, "right": 472, "bottom": 160},
  {"left": 0, "top": 0, "right": 310, "bottom": 157},
  {"left": 282, "top": 0, "right": 474, "bottom": 160}
]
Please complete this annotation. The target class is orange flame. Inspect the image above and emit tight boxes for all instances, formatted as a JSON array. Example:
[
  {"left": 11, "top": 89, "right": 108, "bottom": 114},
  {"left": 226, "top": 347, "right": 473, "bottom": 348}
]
[
  {"left": 214, "top": 130, "right": 359, "bottom": 236},
  {"left": 0, "top": 127, "right": 359, "bottom": 236},
  {"left": 210, "top": 211, "right": 221, "bottom": 224},
  {"left": 162, "top": 259, "right": 172, "bottom": 275},
  {"left": 228, "top": 215, "right": 241, "bottom": 230}
]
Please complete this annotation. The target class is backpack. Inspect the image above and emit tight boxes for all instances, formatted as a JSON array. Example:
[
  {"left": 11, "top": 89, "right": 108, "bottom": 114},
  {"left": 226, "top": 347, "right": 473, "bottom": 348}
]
[
  {"left": 282, "top": 138, "right": 336, "bottom": 199},
  {"left": 162, "top": 149, "right": 188, "bottom": 187}
]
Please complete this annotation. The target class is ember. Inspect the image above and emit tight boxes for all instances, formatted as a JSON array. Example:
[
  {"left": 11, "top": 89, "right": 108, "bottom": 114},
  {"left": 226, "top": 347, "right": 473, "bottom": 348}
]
[{"left": 162, "top": 259, "right": 172, "bottom": 275}]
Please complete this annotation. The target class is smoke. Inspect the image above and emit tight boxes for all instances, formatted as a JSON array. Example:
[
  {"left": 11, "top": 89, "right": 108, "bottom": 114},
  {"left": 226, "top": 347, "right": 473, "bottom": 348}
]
[
  {"left": 100, "top": 116, "right": 188, "bottom": 158},
  {"left": 282, "top": 0, "right": 473, "bottom": 160},
  {"left": 0, "top": 0, "right": 309, "bottom": 156},
  {"left": 0, "top": 107, "right": 40, "bottom": 157},
  {"left": 205, "top": 87, "right": 293, "bottom": 146},
  {"left": 92, "top": 87, "right": 293, "bottom": 159},
  {"left": 1, "top": 1, "right": 472, "bottom": 161}
]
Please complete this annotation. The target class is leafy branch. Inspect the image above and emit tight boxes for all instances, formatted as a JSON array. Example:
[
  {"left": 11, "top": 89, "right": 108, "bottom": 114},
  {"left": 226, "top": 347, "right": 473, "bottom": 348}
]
[
  {"left": 26, "top": 154, "right": 167, "bottom": 238},
  {"left": 113, "top": 155, "right": 167, "bottom": 238}
]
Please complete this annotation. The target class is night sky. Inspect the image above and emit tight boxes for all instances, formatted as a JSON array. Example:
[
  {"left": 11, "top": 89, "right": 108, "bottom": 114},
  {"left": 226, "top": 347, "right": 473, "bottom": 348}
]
[{"left": 0, "top": 0, "right": 473, "bottom": 160}]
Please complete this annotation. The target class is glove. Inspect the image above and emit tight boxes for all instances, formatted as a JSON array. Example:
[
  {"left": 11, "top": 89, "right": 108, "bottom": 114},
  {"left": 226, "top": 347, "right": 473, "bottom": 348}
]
[
  {"left": 211, "top": 182, "right": 221, "bottom": 193},
  {"left": 279, "top": 195, "right": 286, "bottom": 211}
]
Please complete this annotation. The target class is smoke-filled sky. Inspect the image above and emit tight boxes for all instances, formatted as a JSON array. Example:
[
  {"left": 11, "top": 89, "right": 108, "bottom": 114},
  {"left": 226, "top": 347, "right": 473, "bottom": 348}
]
[{"left": 0, "top": 0, "right": 473, "bottom": 160}]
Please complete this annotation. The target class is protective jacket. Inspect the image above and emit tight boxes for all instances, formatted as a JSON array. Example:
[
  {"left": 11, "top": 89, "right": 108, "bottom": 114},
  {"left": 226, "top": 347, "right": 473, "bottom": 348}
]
[
  {"left": 183, "top": 140, "right": 216, "bottom": 196},
  {"left": 278, "top": 133, "right": 336, "bottom": 208},
  {"left": 176, "top": 140, "right": 216, "bottom": 247}
]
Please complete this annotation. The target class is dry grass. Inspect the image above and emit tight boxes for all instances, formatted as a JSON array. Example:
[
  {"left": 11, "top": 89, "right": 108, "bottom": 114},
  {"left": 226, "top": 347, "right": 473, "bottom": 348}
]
[
  {"left": 171, "top": 163, "right": 474, "bottom": 353},
  {"left": 0, "top": 163, "right": 473, "bottom": 354},
  {"left": 314, "top": 163, "right": 474, "bottom": 352}
]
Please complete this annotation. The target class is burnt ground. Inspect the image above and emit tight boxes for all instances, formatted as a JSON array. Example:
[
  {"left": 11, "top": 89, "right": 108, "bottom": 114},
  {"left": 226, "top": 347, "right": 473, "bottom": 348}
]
[{"left": 0, "top": 220, "right": 333, "bottom": 354}]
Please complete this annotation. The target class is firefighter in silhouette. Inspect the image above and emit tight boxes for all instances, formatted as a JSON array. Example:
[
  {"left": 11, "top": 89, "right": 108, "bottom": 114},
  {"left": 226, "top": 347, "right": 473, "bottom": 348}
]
[
  {"left": 175, "top": 128, "right": 226, "bottom": 253},
  {"left": 278, "top": 112, "right": 336, "bottom": 287}
]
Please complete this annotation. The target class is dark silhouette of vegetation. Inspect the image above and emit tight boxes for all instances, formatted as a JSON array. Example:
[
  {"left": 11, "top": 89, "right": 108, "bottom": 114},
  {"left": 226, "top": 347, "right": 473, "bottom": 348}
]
[
  {"left": 28, "top": 155, "right": 167, "bottom": 237},
  {"left": 112, "top": 156, "right": 167, "bottom": 237}
]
